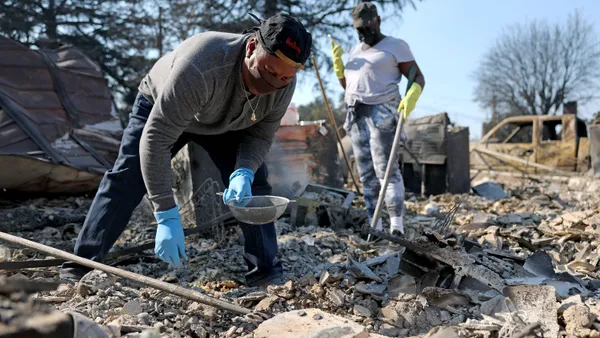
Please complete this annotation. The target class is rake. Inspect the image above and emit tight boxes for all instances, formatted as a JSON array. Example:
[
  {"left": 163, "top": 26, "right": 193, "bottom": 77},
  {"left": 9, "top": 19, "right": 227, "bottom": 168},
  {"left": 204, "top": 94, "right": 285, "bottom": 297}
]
[{"left": 368, "top": 65, "right": 417, "bottom": 240}]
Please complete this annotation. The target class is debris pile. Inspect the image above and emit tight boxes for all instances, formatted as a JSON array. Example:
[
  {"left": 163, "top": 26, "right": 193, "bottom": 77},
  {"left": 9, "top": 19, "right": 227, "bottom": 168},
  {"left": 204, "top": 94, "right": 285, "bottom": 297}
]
[
  {"left": 0, "top": 173, "right": 600, "bottom": 337},
  {"left": 0, "top": 274, "right": 114, "bottom": 338}
]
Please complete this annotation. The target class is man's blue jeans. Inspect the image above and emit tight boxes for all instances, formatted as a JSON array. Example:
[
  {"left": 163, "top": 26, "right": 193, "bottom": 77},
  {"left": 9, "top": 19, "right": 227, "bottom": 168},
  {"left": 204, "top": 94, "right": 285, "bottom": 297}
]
[{"left": 61, "top": 93, "right": 282, "bottom": 286}]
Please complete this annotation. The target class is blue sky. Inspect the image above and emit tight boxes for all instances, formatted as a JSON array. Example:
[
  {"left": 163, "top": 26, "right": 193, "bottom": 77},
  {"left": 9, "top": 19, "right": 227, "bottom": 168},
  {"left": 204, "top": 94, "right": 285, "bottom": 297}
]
[{"left": 291, "top": 0, "right": 600, "bottom": 139}]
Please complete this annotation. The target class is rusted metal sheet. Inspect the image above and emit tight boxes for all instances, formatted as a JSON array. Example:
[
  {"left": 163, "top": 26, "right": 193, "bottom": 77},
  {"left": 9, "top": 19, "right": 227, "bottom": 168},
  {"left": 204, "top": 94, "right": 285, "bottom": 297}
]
[
  {"left": 0, "top": 35, "right": 122, "bottom": 193},
  {"left": 402, "top": 113, "right": 448, "bottom": 165},
  {"left": 446, "top": 127, "right": 471, "bottom": 194},
  {"left": 0, "top": 155, "right": 101, "bottom": 193},
  {"left": 470, "top": 118, "right": 537, "bottom": 173},
  {"left": 267, "top": 121, "right": 344, "bottom": 199},
  {"left": 473, "top": 147, "right": 571, "bottom": 175},
  {"left": 470, "top": 114, "right": 589, "bottom": 174},
  {"left": 537, "top": 116, "right": 577, "bottom": 170},
  {"left": 577, "top": 137, "right": 590, "bottom": 172},
  {"left": 589, "top": 125, "right": 600, "bottom": 175},
  {"left": 401, "top": 112, "right": 471, "bottom": 195}
]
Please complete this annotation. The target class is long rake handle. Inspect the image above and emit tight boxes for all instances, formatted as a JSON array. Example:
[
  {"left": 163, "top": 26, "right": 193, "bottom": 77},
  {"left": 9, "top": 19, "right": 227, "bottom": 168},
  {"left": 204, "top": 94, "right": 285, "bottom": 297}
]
[
  {"left": 369, "top": 66, "right": 417, "bottom": 232},
  {"left": 0, "top": 231, "right": 251, "bottom": 315}
]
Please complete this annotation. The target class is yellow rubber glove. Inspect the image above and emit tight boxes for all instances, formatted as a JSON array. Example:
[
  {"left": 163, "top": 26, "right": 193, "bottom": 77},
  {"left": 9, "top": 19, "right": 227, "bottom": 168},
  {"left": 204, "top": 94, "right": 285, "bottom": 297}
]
[
  {"left": 331, "top": 40, "right": 345, "bottom": 79},
  {"left": 397, "top": 82, "right": 422, "bottom": 121}
]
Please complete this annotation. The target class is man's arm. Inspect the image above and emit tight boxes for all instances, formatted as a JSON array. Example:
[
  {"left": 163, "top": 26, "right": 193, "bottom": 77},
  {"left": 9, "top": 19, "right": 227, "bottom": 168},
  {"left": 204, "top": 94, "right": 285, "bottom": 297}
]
[
  {"left": 338, "top": 77, "right": 346, "bottom": 90},
  {"left": 398, "top": 60, "right": 425, "bottom": 89},
  {"left": 140, "top": 58, "right": 208, "bottom": 212}
]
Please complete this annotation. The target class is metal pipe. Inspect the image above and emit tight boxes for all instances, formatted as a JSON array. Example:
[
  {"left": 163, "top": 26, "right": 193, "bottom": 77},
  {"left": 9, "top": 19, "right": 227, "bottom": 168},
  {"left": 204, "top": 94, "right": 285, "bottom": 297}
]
[
  {"left": 0, "top": 212, "right": 234, "bottom": 271},
  {"left": 473, "top": 147, "right": 570, "bottom": 175},
  {"left": 0, "top": 231, "right": 251, "bottom": 315}
]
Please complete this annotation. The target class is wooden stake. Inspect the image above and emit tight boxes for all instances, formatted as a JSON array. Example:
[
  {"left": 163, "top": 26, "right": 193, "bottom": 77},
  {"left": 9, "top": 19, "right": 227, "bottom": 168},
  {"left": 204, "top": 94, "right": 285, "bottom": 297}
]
[{"left": 311, "top": 55, "right": 362, "bottom": 194}]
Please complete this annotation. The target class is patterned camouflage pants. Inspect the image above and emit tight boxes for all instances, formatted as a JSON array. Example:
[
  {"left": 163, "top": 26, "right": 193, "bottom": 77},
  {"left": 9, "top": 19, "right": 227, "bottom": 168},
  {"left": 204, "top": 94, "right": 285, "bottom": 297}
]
[{"left": 347, "top": 101, "right": 405, "bottom": 224}]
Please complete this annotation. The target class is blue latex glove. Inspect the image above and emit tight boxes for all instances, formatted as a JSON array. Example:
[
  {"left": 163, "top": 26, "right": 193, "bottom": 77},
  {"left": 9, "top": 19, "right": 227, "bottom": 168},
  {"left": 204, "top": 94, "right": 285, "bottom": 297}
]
[
  {"left": 154, "top": 205, "right": 187, "bottom": 265},
  {"left": 223, "top": 168, "right": 254, "bottom": 207}
]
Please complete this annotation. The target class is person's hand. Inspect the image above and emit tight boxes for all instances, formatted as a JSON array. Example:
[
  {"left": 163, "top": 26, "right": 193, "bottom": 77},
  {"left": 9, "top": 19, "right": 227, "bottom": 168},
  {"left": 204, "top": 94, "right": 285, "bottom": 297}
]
[
  {"left": 397, "top": 82, "right": 423, "bottom": 121},
  {"left": 223, "top": 168, "right": 254, "bottom": 207},
  {"left": 330, "top": 39, "right": 345, "bottom": 79},
  {"left": 154, "top": 205, "right": 187, "bottom": 265}
]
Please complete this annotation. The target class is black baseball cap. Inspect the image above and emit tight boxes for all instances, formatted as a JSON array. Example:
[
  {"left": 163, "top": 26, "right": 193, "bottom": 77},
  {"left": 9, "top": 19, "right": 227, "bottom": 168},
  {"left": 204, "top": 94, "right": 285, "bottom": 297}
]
[
  {"left": 352, "top": 2, "right": 379, "bottom": 28},
  {"left": 246, "top": 13, "right": 312, "bottom": 70}
]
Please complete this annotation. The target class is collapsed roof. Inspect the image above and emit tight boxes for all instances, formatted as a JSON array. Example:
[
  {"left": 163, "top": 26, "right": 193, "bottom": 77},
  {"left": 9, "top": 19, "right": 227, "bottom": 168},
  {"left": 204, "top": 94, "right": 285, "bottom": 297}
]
[{"left": 0, "top": 35, "right": 123, "bottom": 193}]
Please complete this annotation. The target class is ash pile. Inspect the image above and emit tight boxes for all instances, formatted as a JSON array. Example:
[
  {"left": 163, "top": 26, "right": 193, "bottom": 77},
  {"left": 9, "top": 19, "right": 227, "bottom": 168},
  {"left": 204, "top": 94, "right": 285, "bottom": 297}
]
[{"left": 1, "top": 174, "right": 600, "bottom": 338}]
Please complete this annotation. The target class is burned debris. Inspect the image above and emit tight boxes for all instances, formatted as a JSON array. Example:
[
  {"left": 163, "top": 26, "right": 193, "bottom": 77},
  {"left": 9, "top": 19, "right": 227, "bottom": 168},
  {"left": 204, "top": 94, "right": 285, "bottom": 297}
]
[
  {"left": 1, "top": 170, "right": 600, "bottom": 338},
  {"left": 0, "top": 36, "right": 123, "bottom": 194}
]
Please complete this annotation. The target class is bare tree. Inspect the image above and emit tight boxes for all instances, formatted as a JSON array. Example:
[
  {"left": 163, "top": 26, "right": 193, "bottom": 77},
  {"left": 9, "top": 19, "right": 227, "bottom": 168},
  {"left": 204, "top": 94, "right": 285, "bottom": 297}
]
[{"left": 474, "top": 10, "right": 600, "bottom": 116}]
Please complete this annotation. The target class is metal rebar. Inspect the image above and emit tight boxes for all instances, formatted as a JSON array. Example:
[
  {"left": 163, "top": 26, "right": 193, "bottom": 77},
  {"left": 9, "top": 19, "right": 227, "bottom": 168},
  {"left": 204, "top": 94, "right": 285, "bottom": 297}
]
[
  {"left": 0, "top": 212, "right": 234, "bottom": 271},
  {"left": 433, "top": 196, "right": 465, "bottom": 235},
  {"left": 0, "top": 231, "right": 251, "bottom": 315}
]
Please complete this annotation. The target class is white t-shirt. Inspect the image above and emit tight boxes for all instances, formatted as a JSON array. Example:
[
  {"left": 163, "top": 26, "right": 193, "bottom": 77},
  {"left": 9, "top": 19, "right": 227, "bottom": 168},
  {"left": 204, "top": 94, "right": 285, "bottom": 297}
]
[{"left": 344, "top": 36, "right": 415, "bottom": 106}]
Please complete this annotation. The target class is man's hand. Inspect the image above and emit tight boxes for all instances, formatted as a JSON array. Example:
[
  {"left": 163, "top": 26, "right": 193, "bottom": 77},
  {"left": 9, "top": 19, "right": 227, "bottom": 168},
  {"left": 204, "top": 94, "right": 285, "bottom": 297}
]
[
  {"left": 154, "top": 205, "right": 187, "bottom": 265},
  {"left": 223, "top": 168, "right": 254, "bottom": 207},
  {"left": 330, "top": 39, "right": 345, "bottom": 79},
  {"left": 397, "top": 82, "right": 423, "bottom": 121}
]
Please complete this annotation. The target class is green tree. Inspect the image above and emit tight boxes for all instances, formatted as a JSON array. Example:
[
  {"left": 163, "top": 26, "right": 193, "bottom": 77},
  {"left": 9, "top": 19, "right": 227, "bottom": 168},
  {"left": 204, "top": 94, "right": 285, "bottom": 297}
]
[{"left": 1, "top": 0, "right": 421, "bottom": 123}]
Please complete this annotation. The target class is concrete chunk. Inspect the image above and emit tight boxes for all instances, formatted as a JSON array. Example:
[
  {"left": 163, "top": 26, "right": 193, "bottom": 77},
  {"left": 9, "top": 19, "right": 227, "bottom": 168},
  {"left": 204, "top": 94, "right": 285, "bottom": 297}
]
[
  {"left": 253, "top": 308, "right": 368, "bottom": 338},
  {"left": 563, "top": 304, "right": 593, "bottom": 335},
  {"left": 380, "top": 306, "right": 403, "bottom": 327},
  {"left": 503, "top": 285, "right": 559, "bottom": 338},
  {"left": 255, "top": 295, "right": 279, "bottom": 312},
  {"left": 353, "top": 305, "right": 372, "bottom": 317},
  {"left": 355, "top": 282, "right": 386, "bottom": 296},
  {"left": 388, "top": 275, "right": 417, "bottom": 298},
  {"left": 479, "top": 295, "right": 505, "bottom": 316},
  {"left": 349, "top": 259, "right": 383, "bottom": 283},
  {"left": 329, "top": 289, "right": 345, "bottom": 307}
]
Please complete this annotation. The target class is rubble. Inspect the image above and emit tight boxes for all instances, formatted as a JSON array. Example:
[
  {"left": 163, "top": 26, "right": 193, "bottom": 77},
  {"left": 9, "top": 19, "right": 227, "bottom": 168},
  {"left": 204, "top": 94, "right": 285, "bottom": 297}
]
[
  {"left": 1, "top": 173, "right": 600, "bottom": 337},
  {"left": 503, "top": 285, "right": 560, "bottom": 337},
  {"left": 0, "top": 275, "right": 112, "bottom": 337},
  {"left": 472, "top": 181, "right": 508, "bottom": 201}
]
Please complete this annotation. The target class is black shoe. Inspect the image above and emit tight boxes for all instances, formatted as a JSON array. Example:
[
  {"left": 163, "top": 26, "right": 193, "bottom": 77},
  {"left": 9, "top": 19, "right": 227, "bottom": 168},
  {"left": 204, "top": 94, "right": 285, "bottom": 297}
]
[
  {"left": 246, "top": 274, "right": 285, "bottom": 289},
  {"left": 245, "top": 263, "right": 284, "bottom": 288},
  {"left": 59, "top": 262, "right": 90, "bottom": 285},
  {"left": 390, "top": 229, "right": 405, "bottom": 238}
]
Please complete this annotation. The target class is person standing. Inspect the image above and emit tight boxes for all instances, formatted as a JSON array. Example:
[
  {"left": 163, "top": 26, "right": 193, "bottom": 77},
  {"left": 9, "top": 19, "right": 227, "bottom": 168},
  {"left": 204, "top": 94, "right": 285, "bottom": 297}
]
[{"left": 330, "top": 1, "right": 425, "bottom": 236}]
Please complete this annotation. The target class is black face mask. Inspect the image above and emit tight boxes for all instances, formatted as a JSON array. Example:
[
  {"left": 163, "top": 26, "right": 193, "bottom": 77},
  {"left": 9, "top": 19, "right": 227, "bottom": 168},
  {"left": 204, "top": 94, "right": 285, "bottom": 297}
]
[
  {"left": 247, "top": 62, "right": 290, "bottom": 95},
  {"left": 358, "top": 27, "right": 378, "bottom": 46}
]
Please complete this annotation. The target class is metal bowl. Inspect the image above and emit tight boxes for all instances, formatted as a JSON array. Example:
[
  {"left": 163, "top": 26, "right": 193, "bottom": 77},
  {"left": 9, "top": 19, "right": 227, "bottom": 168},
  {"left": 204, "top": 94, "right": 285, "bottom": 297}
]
[{"left": 225, "top": 195, "right": 293, "bottom": 225}]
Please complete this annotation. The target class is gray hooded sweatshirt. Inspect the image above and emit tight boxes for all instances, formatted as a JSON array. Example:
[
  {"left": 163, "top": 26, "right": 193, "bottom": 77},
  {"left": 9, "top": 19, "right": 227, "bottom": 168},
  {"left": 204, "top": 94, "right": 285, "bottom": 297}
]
[{"left": 137, "top": 31, "right": 295, "bottom": 212}]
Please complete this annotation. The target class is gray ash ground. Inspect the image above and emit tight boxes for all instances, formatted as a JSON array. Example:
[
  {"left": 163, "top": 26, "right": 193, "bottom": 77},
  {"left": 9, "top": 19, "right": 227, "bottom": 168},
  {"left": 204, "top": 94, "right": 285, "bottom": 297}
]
[{"left": 1, "top": 173, "right": 600, "bottom": 337}]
